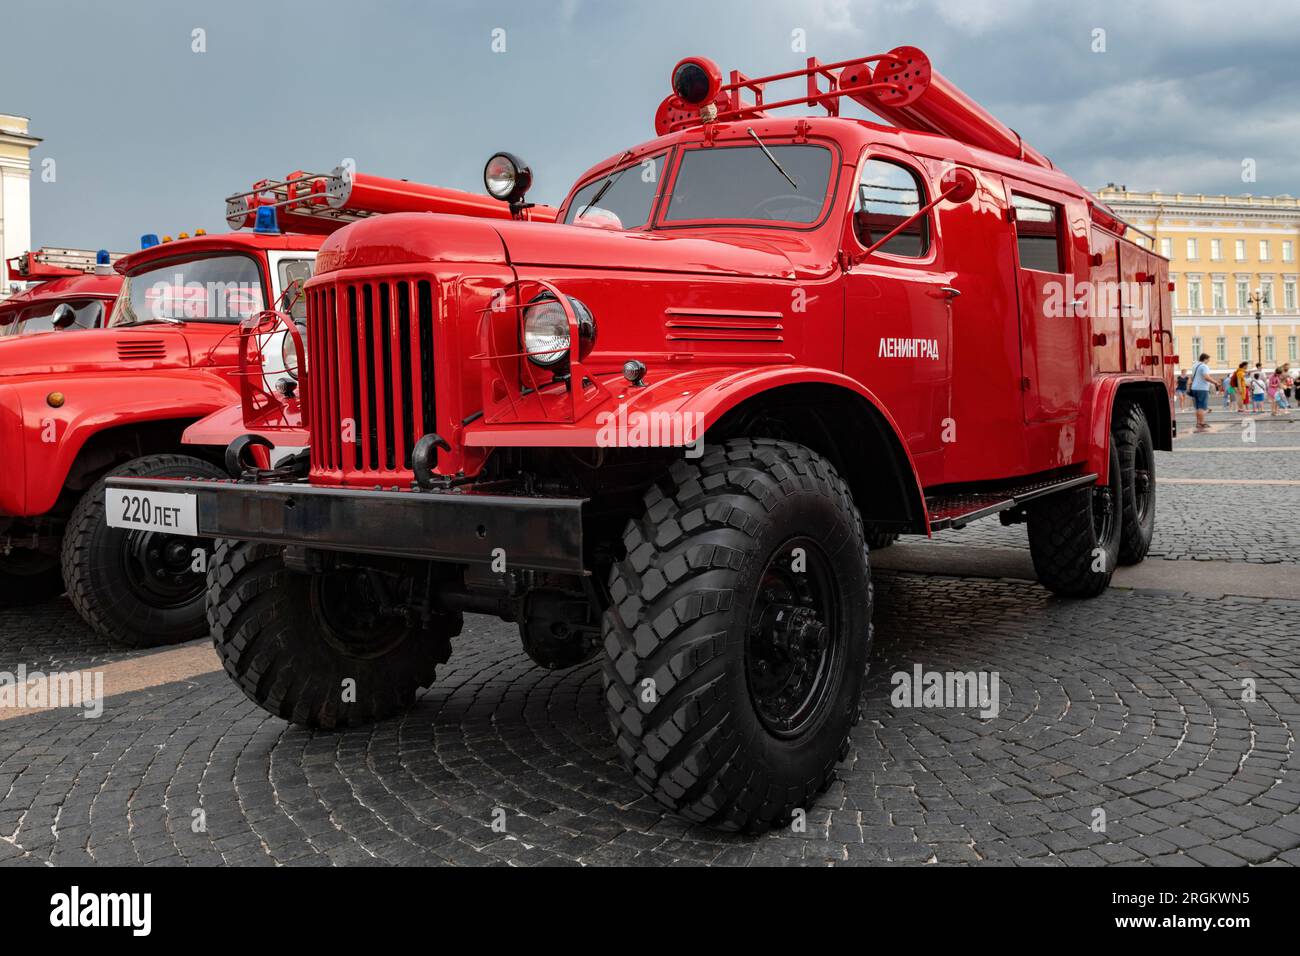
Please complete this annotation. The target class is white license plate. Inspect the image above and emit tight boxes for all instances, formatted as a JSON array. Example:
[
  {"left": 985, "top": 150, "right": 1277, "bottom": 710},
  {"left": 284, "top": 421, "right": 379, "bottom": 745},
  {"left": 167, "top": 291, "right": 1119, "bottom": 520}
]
[{"left": 106, "top": 488, "right": 198, "bottom": 536}]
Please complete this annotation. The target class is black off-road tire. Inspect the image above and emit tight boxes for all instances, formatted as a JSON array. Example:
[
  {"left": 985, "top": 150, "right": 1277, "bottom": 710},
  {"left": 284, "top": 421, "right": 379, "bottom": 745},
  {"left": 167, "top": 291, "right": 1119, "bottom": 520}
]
[
  {"left": 601, "top": 439, "right": 872, "bottom": 832},
  {"left": 1112, "top": 401, "right": 1156, "bottom": 565},
  {"left": 0, "top": 552, "right": 64, "bottom": 607},
  {"left": 1027, "top": 442, "right": 1123, "bottom": 598},
  {"left": 207, "top": 539, "right": 462, "bottom": 729},
  {"left": 63, "top": 453, "right": 227, "bottom": 646}
]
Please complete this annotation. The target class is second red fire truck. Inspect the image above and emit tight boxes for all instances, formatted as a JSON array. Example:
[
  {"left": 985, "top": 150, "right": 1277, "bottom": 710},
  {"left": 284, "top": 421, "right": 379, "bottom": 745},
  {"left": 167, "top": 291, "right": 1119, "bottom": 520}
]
[{"left": 109, "top": 49, "right": 1174, "bottom": 830}]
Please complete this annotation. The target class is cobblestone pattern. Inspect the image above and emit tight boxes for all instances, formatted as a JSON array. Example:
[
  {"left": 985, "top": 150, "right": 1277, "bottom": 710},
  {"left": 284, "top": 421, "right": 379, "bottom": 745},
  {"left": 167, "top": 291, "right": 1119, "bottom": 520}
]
[{"left": 1, "top": 580, "right": 1297, "bottom": 867}]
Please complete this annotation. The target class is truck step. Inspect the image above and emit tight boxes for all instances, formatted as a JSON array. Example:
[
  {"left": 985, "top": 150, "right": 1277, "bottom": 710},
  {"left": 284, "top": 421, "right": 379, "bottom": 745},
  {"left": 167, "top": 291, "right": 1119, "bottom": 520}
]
[{"left": 925, "top": 473, "right": 1098, "bottom": 531}]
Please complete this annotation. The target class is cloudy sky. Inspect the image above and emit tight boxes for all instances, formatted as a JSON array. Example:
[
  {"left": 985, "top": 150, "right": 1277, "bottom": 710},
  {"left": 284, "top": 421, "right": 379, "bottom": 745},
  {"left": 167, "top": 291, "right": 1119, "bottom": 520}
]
[{"left": 4, "top": 0, "right": 1298, "bottom": 251}]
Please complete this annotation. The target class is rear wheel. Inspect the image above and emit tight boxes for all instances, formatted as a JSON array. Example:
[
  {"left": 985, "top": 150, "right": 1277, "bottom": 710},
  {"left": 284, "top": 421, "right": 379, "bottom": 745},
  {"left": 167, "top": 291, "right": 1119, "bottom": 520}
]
[
  {"left": 62, "top": 453, "right": 227, "bottom": 646},
  {"left": 1027, "top": 442, "right": 1122, "bottom": 598},
  {"left": 207, "top": 539, "right": 462, "bottom": 729},
  {"left": 0, "top": 551, "right": 64, "bottom": 607},
  {"left": 601, "top": 439, "right": 871, "bottom": 832},
  {"left": 1113, "top": 402, "right": 1156, "bottom": 565}
]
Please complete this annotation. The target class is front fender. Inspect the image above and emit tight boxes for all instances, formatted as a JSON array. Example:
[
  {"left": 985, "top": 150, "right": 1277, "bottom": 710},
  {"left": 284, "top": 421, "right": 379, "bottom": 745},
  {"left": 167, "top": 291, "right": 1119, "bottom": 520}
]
[
  {"left": 464, "top": 363, "right": 929, "bottom": 528},
  {"left": 5, "top": 371, "right": 239, "bottom": 516}
]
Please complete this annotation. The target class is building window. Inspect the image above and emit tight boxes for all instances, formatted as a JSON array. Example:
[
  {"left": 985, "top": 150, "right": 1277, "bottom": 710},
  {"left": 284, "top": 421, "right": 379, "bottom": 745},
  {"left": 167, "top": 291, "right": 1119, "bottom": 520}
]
[
  {"left": 1187, "top": 278, "right": 1202, "bottom": 311},
  {"left": 1234, "top": 239, "right": 1246, "bottom": 261},
  {"left": 1237, "top": 279, "right": 1250, "bottom": 311},
  {"left": 1241, "top": 337, "right": 1251, "bottom": 362},
  {"left": 1212, "top": 279, "right": 1225, "bottom": 310},
  {"left": 1211, "top": 238, "right": 1222, "bottom": 261},
  {"left": 1286, "top": 280, "right": 1297, "bottom": 311},
  {"left": 1186, "top": 238, "right": 1198, "bottom": 260},
  {"left": 1192, "top": 335, "right": 1203, "bottom": 359},
  {"left": 1216, "top": 336, "right": 1227, "bottom": 363},
  {"left": 1285, "top": 240, "right": 1295, "bottom": 263},
  {"left": 1265, "top": 336, "right": 1276, "bottom": 362},
  {"left": 1289, "top": 336, "right": 1298, "bottom": 361},
  {"left": 1259, "top": 240, "right": 1271, "bottom": 262},
  {"left": 1160, "top": 237, "right": 1172, "bottom": 258},
  {"left": 1262, "top": 279, "right": 1274, "bottom": 311}
]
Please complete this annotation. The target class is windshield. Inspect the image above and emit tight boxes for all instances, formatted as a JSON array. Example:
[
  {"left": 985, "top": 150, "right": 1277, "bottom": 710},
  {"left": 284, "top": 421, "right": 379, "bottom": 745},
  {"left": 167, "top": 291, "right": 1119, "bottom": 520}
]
[
  {"left": 663, "top": 143, "right": 833, "bottom": 225},
  {"left": 564, "top": 153, "right": 667, "bottom": 230},
  {"left": 15, "top": 298, "right": 106, "bottom": 334},
  {"left": 110, "top": 254, "right": 264, "bottom": 327}
]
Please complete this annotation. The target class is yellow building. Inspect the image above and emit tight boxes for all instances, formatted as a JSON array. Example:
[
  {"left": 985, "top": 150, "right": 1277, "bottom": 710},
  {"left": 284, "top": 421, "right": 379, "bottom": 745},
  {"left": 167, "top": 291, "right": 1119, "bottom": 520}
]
[
  {"left": 0, "top": 113, "right": 41, "bottom": 301},
  {"left": 1095, "top": 186, "right": 1300, "bottom": 374}
]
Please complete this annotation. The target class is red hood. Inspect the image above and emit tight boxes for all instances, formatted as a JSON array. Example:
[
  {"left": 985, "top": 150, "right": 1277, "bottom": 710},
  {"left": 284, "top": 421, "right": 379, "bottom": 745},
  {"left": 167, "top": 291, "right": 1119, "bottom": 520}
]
[{"left": 312, "top": 213, "right": 806, "bottom": 280}]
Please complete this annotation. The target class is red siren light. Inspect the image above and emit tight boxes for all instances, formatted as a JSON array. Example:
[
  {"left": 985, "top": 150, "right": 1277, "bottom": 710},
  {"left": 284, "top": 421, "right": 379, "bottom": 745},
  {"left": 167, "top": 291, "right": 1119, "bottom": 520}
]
[{"left": 671, "top": 57, "right": 722, "bottom": 107}]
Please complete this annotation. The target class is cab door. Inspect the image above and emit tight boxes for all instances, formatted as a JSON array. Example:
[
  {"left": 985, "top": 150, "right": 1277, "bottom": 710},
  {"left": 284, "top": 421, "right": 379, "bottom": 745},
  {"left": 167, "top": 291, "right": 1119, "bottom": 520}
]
[
  {"left": 842, "top": 153, "right": 953, "bottom": 462},
  {"left": 1007, "top": 187, "right": 1090, "bottom": 422}
]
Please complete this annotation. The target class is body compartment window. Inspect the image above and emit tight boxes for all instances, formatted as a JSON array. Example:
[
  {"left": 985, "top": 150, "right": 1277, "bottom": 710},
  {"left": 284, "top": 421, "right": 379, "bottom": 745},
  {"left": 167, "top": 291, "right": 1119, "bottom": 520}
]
[
  {"left": 662, "top": 144, "right": 832, "bottom": 225},
  {"left": 854, "top": 158, "right": 929, "bottom": 257},
  {"left": 1012, "top": 194, "right": 1064, "bottom": 273}
]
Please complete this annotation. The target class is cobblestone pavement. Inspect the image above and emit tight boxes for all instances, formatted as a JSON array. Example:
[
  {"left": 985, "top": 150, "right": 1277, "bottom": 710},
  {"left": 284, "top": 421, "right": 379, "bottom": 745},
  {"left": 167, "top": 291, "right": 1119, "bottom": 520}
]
[{"left": 1, "top": 415, "right": 1298, "bottom": 866}]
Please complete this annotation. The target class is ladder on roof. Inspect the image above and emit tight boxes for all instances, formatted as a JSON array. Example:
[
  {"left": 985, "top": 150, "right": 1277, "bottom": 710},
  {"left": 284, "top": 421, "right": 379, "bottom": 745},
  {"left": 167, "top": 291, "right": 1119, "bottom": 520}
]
[{"left": 9, "top": 247, "right": 126, "bottom": 279}]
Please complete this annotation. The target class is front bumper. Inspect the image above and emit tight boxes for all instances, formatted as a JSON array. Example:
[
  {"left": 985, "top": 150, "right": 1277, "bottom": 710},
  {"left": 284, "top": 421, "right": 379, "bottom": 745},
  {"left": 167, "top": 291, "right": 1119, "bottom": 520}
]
[{"left": 102, "top": 477, "right": 587, "bottom": 574}]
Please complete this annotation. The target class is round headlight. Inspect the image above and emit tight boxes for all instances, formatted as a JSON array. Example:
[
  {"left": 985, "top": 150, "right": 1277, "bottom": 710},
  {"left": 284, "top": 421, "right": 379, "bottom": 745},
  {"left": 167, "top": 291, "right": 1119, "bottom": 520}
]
[
  {"left": 484, "top": 152, "right": 532, "bottom": 203},
  {"left": 281, "top": 329, "right": 300, "bottom": 379},
  {"left": 522, "top": 295, "right": 570, "bottom": 366},
  {"left": 522, "top": 293, "right": 595, "bottom": 368}
]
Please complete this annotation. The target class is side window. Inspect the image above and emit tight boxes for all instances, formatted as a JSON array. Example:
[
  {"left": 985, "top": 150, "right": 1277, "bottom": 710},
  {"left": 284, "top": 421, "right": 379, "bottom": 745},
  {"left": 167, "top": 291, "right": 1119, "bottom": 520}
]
[
  {"left": 855, "top": 159, "right": 929, "bottom": 257},
  {"left": 277, "top": 258, "right": 315, "bottom": 321},
  {"left": 1012, "top": 194, "right": 1064, "bottom": 273}
]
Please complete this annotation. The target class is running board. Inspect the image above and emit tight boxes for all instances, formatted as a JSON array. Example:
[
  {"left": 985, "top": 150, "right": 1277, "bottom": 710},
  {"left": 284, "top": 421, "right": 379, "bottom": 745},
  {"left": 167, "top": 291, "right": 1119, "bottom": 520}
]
[{"left": 925, "top": 473, "right": 1099, "bottom": 532}]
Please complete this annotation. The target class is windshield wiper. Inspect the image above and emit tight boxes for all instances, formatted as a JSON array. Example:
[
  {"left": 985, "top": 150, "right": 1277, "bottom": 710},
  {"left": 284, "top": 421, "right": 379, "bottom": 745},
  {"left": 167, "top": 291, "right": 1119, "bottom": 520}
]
[
  {"left": 746, "top": 128, "right": 798, "bottom": 189},
  {"left": 582, "top": 149, "right": 635, "bottom": 214}
]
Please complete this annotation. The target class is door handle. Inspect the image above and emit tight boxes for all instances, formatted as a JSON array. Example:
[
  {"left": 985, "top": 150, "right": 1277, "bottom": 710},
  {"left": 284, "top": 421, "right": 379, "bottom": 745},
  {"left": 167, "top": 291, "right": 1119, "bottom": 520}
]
[{"left": 938, "top": 286, "right": 961, "bottom": 298}]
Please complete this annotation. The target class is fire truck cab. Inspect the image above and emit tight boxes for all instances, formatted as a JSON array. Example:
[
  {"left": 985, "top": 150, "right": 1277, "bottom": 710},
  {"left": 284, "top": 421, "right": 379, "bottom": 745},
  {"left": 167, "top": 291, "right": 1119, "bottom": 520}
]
[
  {"left": 0, "top": 218, "right": 322, "bottom": 644},
  {"left": 109, "top": 49, "right": 1174, "bottom": 831},
  {"left": 1, "top": 248, "right": 125, "bottom": 337}
]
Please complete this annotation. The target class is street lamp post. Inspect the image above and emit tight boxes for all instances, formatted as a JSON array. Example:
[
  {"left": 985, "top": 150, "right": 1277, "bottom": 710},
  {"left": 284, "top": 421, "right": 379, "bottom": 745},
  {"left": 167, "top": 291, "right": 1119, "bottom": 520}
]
[{"left": 1246, "top": 286, "right": 1269, "bottom": 366}]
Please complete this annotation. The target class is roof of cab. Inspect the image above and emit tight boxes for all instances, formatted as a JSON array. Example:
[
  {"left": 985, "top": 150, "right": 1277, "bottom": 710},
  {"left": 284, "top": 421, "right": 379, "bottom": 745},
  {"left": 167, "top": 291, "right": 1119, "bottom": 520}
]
[
  {"left": 0, "top": 272, "right": 122, "bottom": 321},
  {"left": 563, "top": 114, "right": 1090, "bottom": 216},
  {"left": 115, "top": 231, "right": 326, "bottom": 276}
]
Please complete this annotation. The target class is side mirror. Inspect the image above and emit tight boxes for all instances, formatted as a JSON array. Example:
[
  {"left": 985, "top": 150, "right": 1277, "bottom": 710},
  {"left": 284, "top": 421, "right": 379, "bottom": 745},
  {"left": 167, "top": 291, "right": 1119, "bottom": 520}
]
[{"left": 51, "top": 303, "right": 78, "bottom": 329}]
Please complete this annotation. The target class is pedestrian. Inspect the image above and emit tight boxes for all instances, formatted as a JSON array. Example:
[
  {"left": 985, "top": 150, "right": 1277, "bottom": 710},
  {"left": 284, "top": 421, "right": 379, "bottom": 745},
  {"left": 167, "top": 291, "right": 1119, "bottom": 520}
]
[
  {"left": 1231, "top": 361, "right": 1249, "bottom": 412},
  {"left": 1268, "top": 367, "right": 1282, "bottom": 415},
  {"left": 1250, "top": 370, "right": 1267, "bottom": 413},
  {"left": 1175, "top": 368, "right": 1189, "bottom": 411},
  {"left": 1188, "top": 352, "right": 1219, "bottom": 431},
  {"left": 1275, "top": 364, "right": 1292, "bottom": 414}
]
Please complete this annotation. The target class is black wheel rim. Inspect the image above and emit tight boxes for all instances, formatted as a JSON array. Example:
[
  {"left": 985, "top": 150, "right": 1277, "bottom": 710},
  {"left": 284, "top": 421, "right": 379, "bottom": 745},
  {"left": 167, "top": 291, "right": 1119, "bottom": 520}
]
[
  {"left": 1134, "top": 437, "right": 1155, "bottom": 524},
  {"left": 744, "top": 537, "right": 841, "bottom": 739},
  {"left": 310, "top": 570, "right": 409, "bottom": 659},
  {"left": 120, "top": 529, "right": 208, "bottom": 609}
]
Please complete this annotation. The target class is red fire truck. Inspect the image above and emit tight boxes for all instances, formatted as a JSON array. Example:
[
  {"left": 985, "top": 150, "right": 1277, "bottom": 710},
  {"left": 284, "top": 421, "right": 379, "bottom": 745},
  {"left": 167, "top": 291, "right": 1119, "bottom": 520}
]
[
  {"left": 0, "top": 165, "right": 556, "bottom": 638},
  {"left": 1, "top": 248, "right": 125, "bottom": 337},
  {"left": 109, "top": 49, "right": 1173, "bottom": 831}
]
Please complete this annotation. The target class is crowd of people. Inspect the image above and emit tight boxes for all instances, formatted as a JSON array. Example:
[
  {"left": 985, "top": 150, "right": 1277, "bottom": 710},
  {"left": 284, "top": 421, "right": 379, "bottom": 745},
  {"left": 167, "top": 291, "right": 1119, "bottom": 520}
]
[{"left": 1178, "top": 356, "right": 1295, "bottom": 431}]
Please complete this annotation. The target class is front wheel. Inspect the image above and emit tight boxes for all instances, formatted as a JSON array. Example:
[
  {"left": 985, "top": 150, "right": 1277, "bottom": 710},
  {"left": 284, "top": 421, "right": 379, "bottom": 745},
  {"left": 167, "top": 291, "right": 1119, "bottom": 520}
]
[
  {"left": 207, "top": 540, "right": 462, "bottom": 729},
  {"left": 63, "top": 453, "right": 228, "bottom": 646},
  {"left": 601, "top": 439, "right": 872, "bottom": 832},
  {"left": 1026, "top": 442, "right": 1123, "bottom": 598}
]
